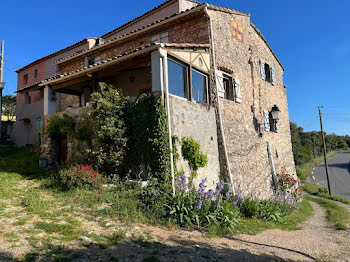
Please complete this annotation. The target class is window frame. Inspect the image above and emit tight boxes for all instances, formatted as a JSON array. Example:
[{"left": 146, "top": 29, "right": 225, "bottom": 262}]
[
  {"left": 191, "top": 68, "right": 209, "bottom": 104},
  {"left": 34, "top": 69, "right": 38, "bottom": 78},
  {"left": 167, "top": 57, "right": 190, "bottom": 100},
  {"left": 222, "top": 73, "right": 234, "bottom": 101},
  {"left": 167, "top": 55, "right": 210, "bottom": 105}
]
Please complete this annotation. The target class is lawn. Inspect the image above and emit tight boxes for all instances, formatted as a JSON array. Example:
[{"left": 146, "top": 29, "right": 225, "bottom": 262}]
[{"left": 0, "top": 145, "right": 314, "bottom": 260}]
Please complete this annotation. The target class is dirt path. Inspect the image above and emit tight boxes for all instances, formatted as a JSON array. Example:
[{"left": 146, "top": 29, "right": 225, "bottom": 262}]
[{"left": 1, "top": 179, "right": 350, "bottom": 261}]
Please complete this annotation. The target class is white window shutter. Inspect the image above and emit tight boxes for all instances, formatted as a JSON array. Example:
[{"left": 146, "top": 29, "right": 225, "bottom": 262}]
[
  {"left": 271, "top": 66, "right": 276, "bottom": 85},
  {"left": 260, "top": 59, "right": 266, "bottom": 80},
  {"left": 216, "top": 70, "right": 225, "bottom": 98},
  {"left": 234, "top": 78, "right": 242, "bottom": 103},
  {"left": 263, "top": 110, "right": 270, "bottom": 132}
]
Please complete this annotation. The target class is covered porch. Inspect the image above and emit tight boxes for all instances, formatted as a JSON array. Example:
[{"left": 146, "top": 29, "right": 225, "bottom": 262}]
[{"left": 38, "top": 43, "right": 211, "bottom": 116}]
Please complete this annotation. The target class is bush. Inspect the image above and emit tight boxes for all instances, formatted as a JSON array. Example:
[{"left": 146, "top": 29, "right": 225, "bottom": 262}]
[
  {"left": 276, "top": 169, "right": 302, "bottom": 201},
  {"left": 59, "top": 164, "right": 106, "bottom": 189},
  {"left": 238, "top": 198, "right": 294, "bottom": 222},
  {"left": 165, "top": 175, "right": 240, "bottom": 233},
  {"left": 89, "top": 82, "right": 129, "bottom": 177},
  {"left": 46, "top": 114, "right": 75, "bottom": 140},
  {"left": 181, "top": 137, "right": 208, "bottom": 171},
  {"left": 126, "top": 93, "right": 170, "bottom": 180}
]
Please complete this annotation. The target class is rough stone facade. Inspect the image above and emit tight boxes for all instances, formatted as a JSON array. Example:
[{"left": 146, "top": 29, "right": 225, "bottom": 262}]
[
  {"left": 208, "top": 10, "right": 296, "bottom": 198},
  {"left": 169, "top": 95, "right": 220, "bottom": 189}
]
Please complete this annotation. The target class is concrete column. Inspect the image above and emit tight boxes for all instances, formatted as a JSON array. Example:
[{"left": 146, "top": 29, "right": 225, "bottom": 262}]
[
  {"left": 151, "top": 49, "right": 165, "bottom": 95},
  {"left": 43, "top": 85, "right": 56, "bottom": 115}
]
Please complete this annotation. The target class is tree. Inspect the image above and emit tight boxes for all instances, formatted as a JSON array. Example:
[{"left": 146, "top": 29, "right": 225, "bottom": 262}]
[
  {"left": 89, "top": 82, "right": 128, "bottom": 177},
  {"left": 2, "top": 95, "right": 16, "bottom": 121}
]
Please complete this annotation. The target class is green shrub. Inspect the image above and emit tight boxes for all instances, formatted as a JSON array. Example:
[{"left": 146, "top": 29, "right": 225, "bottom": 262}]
[
  {"left": 181, "top": 137, "right": 208, "bottom": 171},
  {"left": 46, "top": 114, "right": 75, "bottom": 140},
  {"left": 126, "top": 93, "right": 170, "bottom": 180},
  {"left": 164, "top": 175, "right": 240, "bottom": 232},
  {"left": 59, "top": 164, "right": 106, "bottom": 189},
  {"left": 238, "top": 198, "right": 294, "bottom": 222},
  {"left": 276, "top": 169, "right": 302, "bottom": 201},
  {"left": 89, "top": 82, "right": 128, "bottom": 177}
]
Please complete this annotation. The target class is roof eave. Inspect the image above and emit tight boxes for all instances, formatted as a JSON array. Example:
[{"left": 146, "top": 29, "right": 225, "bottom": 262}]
[
  {"left": 250, "top": 22, "right": 284, "bottom": 71},
  {"left": 16, "top": 38, "right": 97, "bottom": 73},
  {"left": 55, "top": 4, "right": 207, "bottom": 65}
]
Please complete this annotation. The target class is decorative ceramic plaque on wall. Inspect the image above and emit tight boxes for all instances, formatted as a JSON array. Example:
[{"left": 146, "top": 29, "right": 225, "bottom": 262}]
[{"left": 232, "top": 21, "right": 243, "bottom": 41}]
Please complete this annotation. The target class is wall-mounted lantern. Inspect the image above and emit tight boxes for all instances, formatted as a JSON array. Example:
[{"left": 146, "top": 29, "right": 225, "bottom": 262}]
[
  {"left": 271, "top": 105, "right": 281, "bottom": 121},
  {"left": 271, "top": 105, "right": 281, "bottom": 133}
]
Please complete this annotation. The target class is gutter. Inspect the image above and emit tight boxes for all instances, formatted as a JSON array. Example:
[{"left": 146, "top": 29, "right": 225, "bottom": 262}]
[{"left": 204, "top": 5, "right": 235, "bottom": 191}]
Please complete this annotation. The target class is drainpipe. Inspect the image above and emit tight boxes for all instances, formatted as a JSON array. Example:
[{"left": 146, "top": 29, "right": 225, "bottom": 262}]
[
  {"left": 205, "top": 6, "right": 235, "bottom": 192},
  {"left": 159, "top": 47, "right": 176, "bottom": 196}
]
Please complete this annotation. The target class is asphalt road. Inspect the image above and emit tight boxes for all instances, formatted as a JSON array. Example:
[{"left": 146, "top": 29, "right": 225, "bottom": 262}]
[{"left": 312, "top": 151, "right": 350, "bottom": 200}]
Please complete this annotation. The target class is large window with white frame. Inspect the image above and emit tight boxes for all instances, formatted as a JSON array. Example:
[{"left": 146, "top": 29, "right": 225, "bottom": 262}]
[
  {"left": 168, "top": 58, "right": 189, "bottom": 99},
  {"left": 192, "top": 69, "right": 208, "bottom": 103},
  {"left": 167, "top": 57, "right": 209, "bottom": 104}
]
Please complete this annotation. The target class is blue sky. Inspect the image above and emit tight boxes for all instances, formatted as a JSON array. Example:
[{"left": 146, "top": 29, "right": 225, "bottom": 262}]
[{"left": 2, "top": 0, "right": 350, "bottom": 135}]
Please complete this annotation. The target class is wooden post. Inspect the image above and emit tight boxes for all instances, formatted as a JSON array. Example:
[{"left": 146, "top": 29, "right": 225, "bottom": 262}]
[{"left": 318, "top": 106, "right": 332, "bottom": 195}]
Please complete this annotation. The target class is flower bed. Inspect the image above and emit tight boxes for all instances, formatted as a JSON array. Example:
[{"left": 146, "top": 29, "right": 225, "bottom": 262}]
[{"left": 59, "top": 164, "right": 106, "bottom": 189}]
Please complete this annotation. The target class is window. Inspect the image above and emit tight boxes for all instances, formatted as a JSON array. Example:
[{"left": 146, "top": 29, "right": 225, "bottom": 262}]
[
  {"left": 23, "top": 74, "right": 28, "bottom": 85},
  {"left": 34, "top": 69, "right": 38, "bottom": 78},
  {"left": 264, "top": 64, "right": 271, "bottom": 83},
  {"left": 223, "top": 74, "right": 234, "bottom": 100},
  {"left": 192, "top": 69, "right": 208, "bottom": 103},
  {"left": 151, "top": 32, "right": 169, "bottom": 43},
  {"left": 260, "top": 60, "right": 275, "bottom": 85},
  {"left": 168, "top": 59, "right": 189, "bottom": 99}
]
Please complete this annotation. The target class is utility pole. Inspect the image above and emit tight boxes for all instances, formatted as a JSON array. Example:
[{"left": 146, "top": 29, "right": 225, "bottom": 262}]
[
  {"left": 318, "top": 106, "right": 332, "bottom": 195},
  {"left": 0, "top": 41, "right": 4, "bottom": 139}
]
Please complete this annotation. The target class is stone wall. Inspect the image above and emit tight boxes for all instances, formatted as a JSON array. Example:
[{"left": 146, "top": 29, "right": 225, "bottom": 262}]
[
  {"left": 208, "top": 9, "right": 296, "bottom": 198},
  {"left": 41, "top": 107, "right": 89, "bottom": 168},
  {"left": 169, "top": 95, "right": 220, "bottom": 189}
]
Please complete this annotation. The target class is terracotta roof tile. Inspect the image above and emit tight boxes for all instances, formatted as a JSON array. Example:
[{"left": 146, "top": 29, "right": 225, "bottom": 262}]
[
  {"left": 55, "top": 5, "right": 206, "bottom": 65},
  {"left": 31, "top": 42, "right": 208, "bottom": 88},
  {"left": 16, "top": 38, "right": 98, "bottom": 73}
]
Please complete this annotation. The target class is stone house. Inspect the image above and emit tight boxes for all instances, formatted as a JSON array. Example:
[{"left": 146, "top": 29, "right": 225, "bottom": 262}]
[{"left": 15, "top": 0, "right": 296, "bottom": 197}]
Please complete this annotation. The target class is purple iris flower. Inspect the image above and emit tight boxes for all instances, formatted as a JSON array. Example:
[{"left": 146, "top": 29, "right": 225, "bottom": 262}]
[
  {"left": 215, "top": 199, "right": 220, "bottom": 208},
  {"left": 196, "top": 199, "right": 202, "bottom": 210}
]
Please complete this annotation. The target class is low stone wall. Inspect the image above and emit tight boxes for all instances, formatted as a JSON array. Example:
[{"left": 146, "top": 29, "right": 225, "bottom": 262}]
[{"left": 41, "top": 107, "right": 89, "bottom": 168}]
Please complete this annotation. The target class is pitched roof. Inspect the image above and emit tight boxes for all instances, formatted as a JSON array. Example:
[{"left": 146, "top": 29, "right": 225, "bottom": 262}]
[
  {"left": 101, "top": 0, "right": 200, "bottom": 39},
  {"left": 17, "top": 42, "right": 209, "bottom": 92},
  {"left": 55, "top": 4, "right": 206, "bottom": 65},
  {"left": 16, "top": 38, "right": 97, "bottom": 73},
  {"left": 250, "top": 22, "right": 284, "bottom": 70}
]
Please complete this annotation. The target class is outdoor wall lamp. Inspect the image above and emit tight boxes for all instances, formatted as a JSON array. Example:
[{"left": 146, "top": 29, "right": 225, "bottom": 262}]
[
  {"left": 271, "top": 105, "right": 281, "bottom": 121},
  {"left": 255, "top": 105, "right": 281, "bottom": 136}
]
